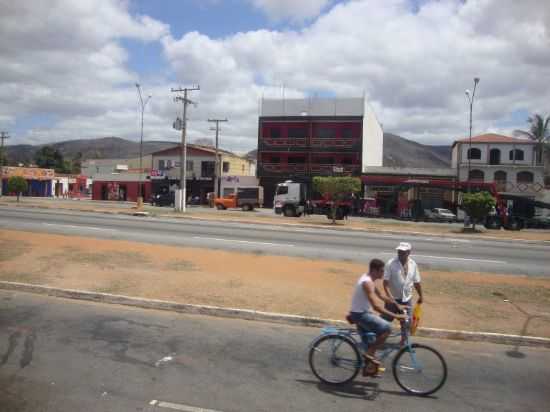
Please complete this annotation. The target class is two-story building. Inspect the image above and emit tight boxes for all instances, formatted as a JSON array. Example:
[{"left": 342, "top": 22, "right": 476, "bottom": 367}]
[
  {"left": 257, "top": 97, "right": 383, "bottom": 207},
  {"left": 451, "top": 133, "right": 545, "bottom": 198},
  {"left": 150, "top": 144, "right": 255, "bottom": 203}
]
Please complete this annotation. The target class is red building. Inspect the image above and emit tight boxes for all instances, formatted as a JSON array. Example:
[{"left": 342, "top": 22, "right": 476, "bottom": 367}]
[
  {"left": 257, "top": 97, "right": 383, "bottom": 206},
  {"left": 92, "top": 174, "right": 151, "bottom": 202}
]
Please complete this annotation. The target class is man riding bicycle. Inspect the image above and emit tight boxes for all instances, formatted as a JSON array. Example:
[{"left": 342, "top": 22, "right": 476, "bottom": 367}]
[{"left": 349, "top": 258, "right": 407, "bottom": 375}]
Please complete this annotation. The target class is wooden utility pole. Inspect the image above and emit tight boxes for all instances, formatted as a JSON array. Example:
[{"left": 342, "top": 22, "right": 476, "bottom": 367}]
[
  {"left": 208, "top": 118, "right": 228, "bottom": 197},
  {"left": 171, "top": 86, "right": 200, "bottom": 212},
  {"left": 0, "top": 132, "right": 9, "bottom": 196}
]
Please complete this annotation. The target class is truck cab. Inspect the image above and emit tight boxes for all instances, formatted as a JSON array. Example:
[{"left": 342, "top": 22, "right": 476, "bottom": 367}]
[{"left": 274, "top": 181, "right": 307, "bottom": 217}]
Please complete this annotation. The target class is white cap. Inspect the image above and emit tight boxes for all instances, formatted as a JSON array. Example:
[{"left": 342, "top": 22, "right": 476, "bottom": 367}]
[{"left": 396, "top": 242, "right": 412, "bottom": 251}]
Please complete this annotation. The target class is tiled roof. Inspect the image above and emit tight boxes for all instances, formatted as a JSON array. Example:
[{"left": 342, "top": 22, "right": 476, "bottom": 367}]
[{"left": 453, "top": 133, "right": 535, "bottom": 145}]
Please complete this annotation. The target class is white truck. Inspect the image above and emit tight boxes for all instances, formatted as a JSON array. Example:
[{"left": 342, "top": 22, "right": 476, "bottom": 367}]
[{"left": 273, "top": 180, "right": 352, "bottom": 219}]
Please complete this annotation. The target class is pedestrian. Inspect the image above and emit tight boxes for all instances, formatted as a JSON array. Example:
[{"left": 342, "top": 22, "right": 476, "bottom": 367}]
[{"left": 382, "top": 242, "right": 423, "bottom": 346}]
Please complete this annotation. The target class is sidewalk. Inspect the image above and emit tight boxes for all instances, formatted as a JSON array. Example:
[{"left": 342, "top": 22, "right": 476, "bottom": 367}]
[{"left": 1, "top": 196, "right": 550, "bottom": 242}]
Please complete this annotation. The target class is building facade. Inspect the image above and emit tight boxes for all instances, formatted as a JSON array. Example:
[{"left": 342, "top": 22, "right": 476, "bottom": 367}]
[
  {"left": 451, "top": 134, "right": 544, "bottom": 198},
  {"left": 150, "top": 144, "right": 255, "bottom": 203},
  {"left": 257, "top": 97, "right": 383, "bottom": 207},
  {"left": 81, "top": 156, "right": 152, "bottom": 179},
  {"left": 1, "top": 166, "right": 54, "bottom": 197}
]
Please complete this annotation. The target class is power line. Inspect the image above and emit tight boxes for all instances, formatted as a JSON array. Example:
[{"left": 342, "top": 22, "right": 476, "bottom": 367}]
[
  {"left": 208, "top": 118, "right": 228, "bottom": 197},
  {"left": 171, "top": 86, "right": 200, "bottom": 212}
]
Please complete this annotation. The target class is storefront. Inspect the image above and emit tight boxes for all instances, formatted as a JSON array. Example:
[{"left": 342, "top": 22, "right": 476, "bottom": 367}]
[
  {"left": 1, "top": 166, "right": 54, "bottom": 197},
  {"left": 91, "top": 174, "right": 151, "bottom": 202},
  {"left": 362, "top": 167, "right": 458, "bottom": 219}
]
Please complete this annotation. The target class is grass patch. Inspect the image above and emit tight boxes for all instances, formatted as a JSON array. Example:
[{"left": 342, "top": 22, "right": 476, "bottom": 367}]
[
  {"left": 163, "top": 259, "right": 198, "bottom": 271},
  {"left": 0, "top": 239, "right": 29, "bottom": 262}
]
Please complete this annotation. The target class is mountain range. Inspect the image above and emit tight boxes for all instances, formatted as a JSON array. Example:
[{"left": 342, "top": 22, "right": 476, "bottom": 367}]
[{"left": 4, "top": 134, "right": 452, "bottom": 169}]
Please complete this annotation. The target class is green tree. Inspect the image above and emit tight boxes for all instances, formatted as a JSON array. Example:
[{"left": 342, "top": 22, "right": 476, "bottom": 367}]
[
  {"left": 312, "top": 176, "right": 361, "bottom": 224},
  {"left": 7, "top": 176, "right": 28, "bottom": 202},
  {"left": 34, "top": 146, "right": 71, "bottom": 173},
  {"left": 71, "top": 151, "right": 83, "bottom": 175},
  {"left": 514, "top": 114, "right": 550, "bottom": 165},
  {"left": 462, "top": 191, "right": 496, "bottom": 231}
]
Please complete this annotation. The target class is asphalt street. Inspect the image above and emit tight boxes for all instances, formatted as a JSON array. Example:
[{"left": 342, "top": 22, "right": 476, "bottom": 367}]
[
  {"left": 1, "top": 206, "right": 549, "bottom": 276},
  {"left": 1, "top": 290, "right": 549, "bottom": 412}
]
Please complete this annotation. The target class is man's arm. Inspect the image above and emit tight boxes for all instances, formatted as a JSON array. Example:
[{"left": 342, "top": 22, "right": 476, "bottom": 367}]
[
  {"left": 414, "top": 282, "right": 423, "bottom": 304},
  {"left": 375, "top": 286, "right": 396, "bottom": 305},
  {"left": 364, "top": 282, "right": 405, "bottom": 320}
]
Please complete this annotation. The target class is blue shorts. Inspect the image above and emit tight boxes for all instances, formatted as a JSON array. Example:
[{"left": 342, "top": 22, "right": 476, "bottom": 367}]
[{"left": 349, "top": 311, "right": 392, "bottom": 337}]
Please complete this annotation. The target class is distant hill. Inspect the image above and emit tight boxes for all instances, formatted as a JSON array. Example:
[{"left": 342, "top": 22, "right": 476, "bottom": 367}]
[
  {"left": 245, "top": 133, "right": 451, "bottom": 168},
  {"left": 382, "top": 133, "right": 451, "bottom": 168},
  {"left": 5, "top": 133, "right": 452, "bottom": 169},
  {"left": 5, "top": 137, "right": 176, "bottom": 165}
]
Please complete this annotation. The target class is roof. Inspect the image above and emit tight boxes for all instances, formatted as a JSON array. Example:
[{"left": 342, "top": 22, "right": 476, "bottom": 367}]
[
  {"left": 151, "top": 143, "right": 244, "bottom": 159},
  {"left": 364, "top": 166, "right": 456, "bottom": 178},
  {"left": 260, "top": 97, "right": 365, "bottom": 117},
  {"left": 452, "top": 133, "right": 535, "bottom": 146},
  {"left": 92, "top": 173, "right": 150, "bottom": 182}
]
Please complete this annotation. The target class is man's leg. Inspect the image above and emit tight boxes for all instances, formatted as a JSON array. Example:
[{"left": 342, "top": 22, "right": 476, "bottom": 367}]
[{"left": 398, "top": 300, "right": 412, "bottom": 345}]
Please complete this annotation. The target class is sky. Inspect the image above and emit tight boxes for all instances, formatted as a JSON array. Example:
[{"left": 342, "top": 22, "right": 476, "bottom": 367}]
[{"left": 0, "top": 0, "right": 549, "bottom": 153}]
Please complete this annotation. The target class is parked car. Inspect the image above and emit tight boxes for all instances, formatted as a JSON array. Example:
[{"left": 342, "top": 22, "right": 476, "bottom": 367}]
[
  {"left": 425, "top": 208, "right": 457, "bottom": 222},
  {"left": 214, "top": 187, "right": 264, "bottom": 211},
  {"left": 151, "top": 190, "right": 175, "bottom": 207},
  {"left": 525, "top": 215, "right": 550, "bottom": 229}
]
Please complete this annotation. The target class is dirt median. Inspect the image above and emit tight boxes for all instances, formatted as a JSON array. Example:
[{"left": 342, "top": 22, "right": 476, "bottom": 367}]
[
  {"left": 1, "top": 229, "right": 549, "bottom": 337},
  {"left": 2, "top": 197, "right": 550, "bottom": 242}
]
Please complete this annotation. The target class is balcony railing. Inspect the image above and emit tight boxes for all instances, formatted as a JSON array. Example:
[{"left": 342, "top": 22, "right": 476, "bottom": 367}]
[
  {"left": 310, "top": 163, "right": 361, "bottom": 176},
  {"left": 260, "top": 138, "right": 307, "bottom": 148},
  {"left": 310, "top": 138, "right": 359, "bottom": 149},
  {"left": 260, "top": 163, "right": 307, "bottom": 174}
]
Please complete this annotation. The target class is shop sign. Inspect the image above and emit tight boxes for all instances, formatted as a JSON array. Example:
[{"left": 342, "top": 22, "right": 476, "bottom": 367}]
[{"left": 1, "top": 166, "right": 54, "bottom": 180}]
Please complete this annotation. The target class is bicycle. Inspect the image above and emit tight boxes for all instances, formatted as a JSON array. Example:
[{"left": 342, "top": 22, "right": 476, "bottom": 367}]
[{"left": 308, "top": 311, "right": 447, "bottom": 396}]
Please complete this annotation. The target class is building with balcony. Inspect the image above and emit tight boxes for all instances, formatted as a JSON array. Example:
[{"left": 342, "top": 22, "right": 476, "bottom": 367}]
[
  {"left": 257, "top": 97, "right": 383, "bottom": 206},
  {"left": 150, "top": 143, "right": 255, "bottom": 203},
  {"left": 451, "top": 133, "right": 545, "bottom": 198}
]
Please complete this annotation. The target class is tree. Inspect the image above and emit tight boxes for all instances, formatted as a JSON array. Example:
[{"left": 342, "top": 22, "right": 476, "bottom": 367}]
[
  {"left": 34, "top": 146, "right": 71, "bottom": 173},
  {"left": 7, "top": 176, "right": 28, "bottom": 202},
  {"left": 462, "top": 191, "right": 496, "bottom": 231},
  {"left": 312, "top": 176, "right": 361, "bottom": 224},
  {"left": 71, "top": 151, "right": 83, "bottom": 175},
  {"left": 514, "top": 114, "right": 550, "bottom": 165}
]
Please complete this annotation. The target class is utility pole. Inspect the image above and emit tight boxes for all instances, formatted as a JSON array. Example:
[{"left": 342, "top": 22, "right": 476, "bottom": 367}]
[
  {"left": 171, "top": 86, "right": 200, "bottom": 212},
  {"left": 0, "top": 131, "right": 9, "bottom": 196},
  {"left": 135, "top": 84, "right": 151, "bottom": 210},
  {"left": 208, "top": 118, "right": 228, "bottom": 197}
]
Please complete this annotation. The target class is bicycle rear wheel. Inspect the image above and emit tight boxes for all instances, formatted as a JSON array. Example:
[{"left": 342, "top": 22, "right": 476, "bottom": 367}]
[
  {"left": 392, "top": 343, "right": 447, "bottom": 396},
  {"left": 309, "top": 334, "right": 361, "bottom": 385}
]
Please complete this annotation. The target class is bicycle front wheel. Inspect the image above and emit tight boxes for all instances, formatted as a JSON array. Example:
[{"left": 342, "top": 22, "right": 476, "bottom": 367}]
[
  {"left": 309, "top": 334, "right": 361, "bottom": 385},
  {"left": 392, "top": 343, "right": 447, "bottom": 396}
]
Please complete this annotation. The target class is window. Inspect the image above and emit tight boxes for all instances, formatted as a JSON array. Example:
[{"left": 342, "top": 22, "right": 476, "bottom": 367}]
[
  {"left": 517, "top": 171, "right": 534, "bottom": 183},
  {"left": 288, "top": 126, "right": 307, "bottom": 139},
  {"left": 489, "top": 148, "right": 501, "bottom": 165},
  {"left": 342, "top": 158, "right": 353, "bottom": 164},
  {"left": 186, "top": 160, "right": 193, "bottom": 172},
  {"left": 467, "top": 148, "right": 481, "bottom": 160},
  {"left": 270, "top": 156, "right": 281, "bottom": 163},
  {"left": 494, "top": 171, "right": 507, "bottom": 182},
  {"left": 223, "top": 162, "right": 230, "bottom": 173},
  {"left": 201, "top": 161, "right": 215, "bottom": 178},
  {"left": 288, "top": 156, "right": 306, "bottom": 164},
  {"left": 468, "top": 170, "right": 484, "bottom": 181},
  {"left": 270, "top": 127, "right": 281, "bottom": 138},
  {"left": 342, "top": 128, "right": 354, "bottom": 139},
  {"left": 509, "top": 149, "right": 524, "bottom": 161},
  {"left": 276, "top": 186, "right": 288, "bottom": 195},
  {"left": 158, "top": 160, "right": 166, "bottom": 170},
  {"left": 318, "top": 127, "right": 335, "bottom": 139}
]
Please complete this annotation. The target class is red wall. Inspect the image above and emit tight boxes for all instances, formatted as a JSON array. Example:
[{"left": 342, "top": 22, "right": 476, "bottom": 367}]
[{"left": 92, "top": 181, "right": 151, "bottom": 202}]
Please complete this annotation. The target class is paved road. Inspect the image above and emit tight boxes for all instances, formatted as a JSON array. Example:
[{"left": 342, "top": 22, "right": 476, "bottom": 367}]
[
  {"left": 0, "top": 206, "right": 549, "bottom": 276},
  {"left": 1, "top": 290, "right": 549, "bottom": 412}
]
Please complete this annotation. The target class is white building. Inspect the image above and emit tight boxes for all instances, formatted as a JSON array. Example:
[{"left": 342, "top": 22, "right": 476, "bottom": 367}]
[{"left": 451, "top": 133, "right": 545, "bottom": 198}]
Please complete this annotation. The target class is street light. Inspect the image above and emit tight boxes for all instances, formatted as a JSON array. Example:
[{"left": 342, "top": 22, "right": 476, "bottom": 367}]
[
  {"left": 465, "top": 77, "right": 480, "bottom": 186},
  {"left": 136, "top": 83, "right": 152, "bottom": 209}
]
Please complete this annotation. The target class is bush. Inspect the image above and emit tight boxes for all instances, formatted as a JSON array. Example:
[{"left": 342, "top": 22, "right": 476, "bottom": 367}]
[{"left": 7, "top": 176, "right": 28, "bottom": 202}]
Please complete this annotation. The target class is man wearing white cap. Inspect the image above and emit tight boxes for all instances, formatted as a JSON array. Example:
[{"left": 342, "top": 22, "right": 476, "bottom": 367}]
[{"left": 382, "top": 242, "right": 423, "bottom": 345}]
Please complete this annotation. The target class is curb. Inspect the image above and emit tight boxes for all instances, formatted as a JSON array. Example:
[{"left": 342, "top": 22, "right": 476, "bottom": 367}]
[
  {"left": 1, "top": 202, "right": 549, "bottom": 245},
  {"left": 1, "top": 281, "right": 549, "bottom": 348}
]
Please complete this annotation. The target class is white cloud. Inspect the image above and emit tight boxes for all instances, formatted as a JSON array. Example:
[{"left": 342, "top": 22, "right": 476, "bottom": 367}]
[
  {"left": 2, "top": 0, "right": 550, "bottom": 154},
  {"left": 249, "top": 0, "right": 332, "bottom": 22}
]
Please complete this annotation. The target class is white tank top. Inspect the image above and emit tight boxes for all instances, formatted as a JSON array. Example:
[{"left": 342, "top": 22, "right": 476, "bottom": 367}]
[{"left": 350, "top": 273, "right": 373, "bottom": 313}]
